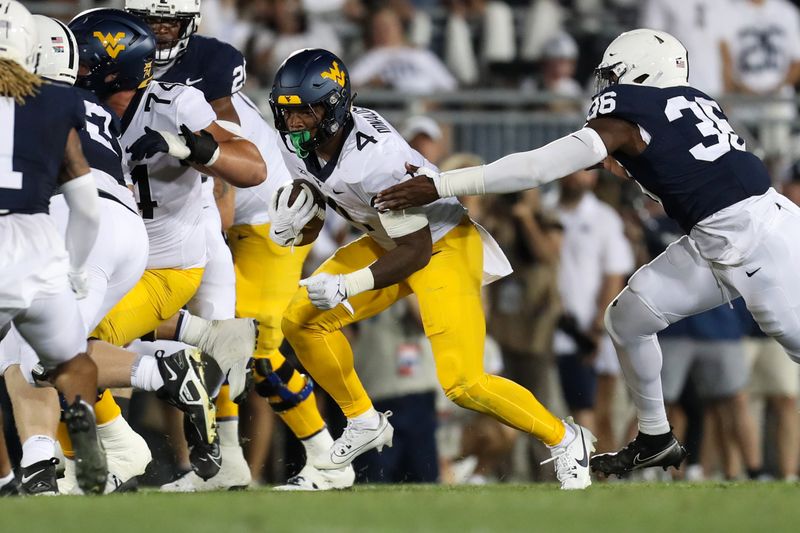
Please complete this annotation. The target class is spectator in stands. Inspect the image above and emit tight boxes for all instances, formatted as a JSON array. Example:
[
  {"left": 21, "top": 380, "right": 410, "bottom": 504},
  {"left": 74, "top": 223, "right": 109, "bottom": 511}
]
[
  {"left": 401, "top": 115, "right": 446, "bottom": 166},
  {"left": 641, "top": 0, "right": 731, "bottom": 97},
  {"left": 521, "top": 31, "right": 583, "bottom": 112},
  {"left": 352, "top": 298, "right": 440, "bottom": 483},
  {"left": 735, "top": 299, "right": 799, "bottom": 481},
  {"left": 481, "top": 189, "right": 564, "bottom": 480},
  {"left": 350, "top": 7, "right": 457, "bottom": 94},
  {"left": 720, "top": 0, "right": 800, "bottom": 171},
  {"left": 246, "top": 0, "right": 343, "bottom": 87},
  {"left": 443, "top": 0, "right": 516, "bottom": 86},
  {"left": 551, "top": 169, "right": 633, "bottom": 452}
]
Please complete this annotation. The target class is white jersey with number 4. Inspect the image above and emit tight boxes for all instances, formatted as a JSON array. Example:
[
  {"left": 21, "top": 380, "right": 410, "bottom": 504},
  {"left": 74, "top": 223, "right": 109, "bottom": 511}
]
[
  {"left": 120, "top": 81, "right": 217, "bottom": 270},
  {"left": 278, "top": 107, "right": 465, "bottom": 249}
]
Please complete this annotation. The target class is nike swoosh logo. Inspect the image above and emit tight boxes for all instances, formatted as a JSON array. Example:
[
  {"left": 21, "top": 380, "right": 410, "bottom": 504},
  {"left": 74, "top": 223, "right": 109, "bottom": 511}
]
[
  {"left": 632, "top": 445, "right": 674, "bottom": 466},
  {"left": 165, "top": 364, "right": 178, "bottom": 382},
  {"left": 575, "top": 428, "right": 589, "bottom": 468},
  {"left": 332, "top": 188, "right": 344, "bottom": 194},
  {"left": 746, "top": 267, "right": 761, "bottom": 278},
  {"left": 185, "top": 77, "right": 203, "bottom": 86},
  {"left": 21, "top": 469, "right": 45, "bottom": 484}
]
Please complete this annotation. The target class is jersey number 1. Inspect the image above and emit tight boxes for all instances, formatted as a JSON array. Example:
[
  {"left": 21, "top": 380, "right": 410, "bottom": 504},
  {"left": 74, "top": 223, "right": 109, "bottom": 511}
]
[
  {"left": 665, "top": 96, "right": 745, "bottom": 162},
  {"left": 132, "top": 165, "right": 158, "bottom": 219},
  {"left": 0, "top": 101, "right": 23, "bottom": 191}
]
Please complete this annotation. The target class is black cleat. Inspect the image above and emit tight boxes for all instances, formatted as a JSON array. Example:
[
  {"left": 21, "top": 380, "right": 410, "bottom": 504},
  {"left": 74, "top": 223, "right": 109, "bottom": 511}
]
[
  {"left": 63, "top": 399, "right": 108, "bottom": 495},
  {"left": 157, "top": 347, "right": 221, "bottom": 447},
  {"left": 19, "top": 458, "right": 59, "bottom": 495},
  {"left": 184, "top": 414, "right": 221, "bottom": 481},
  {"left": 590, "top": 431, "right": 687, "bottom": 477},
  {"left": 0, "top": 475, "right": 21, "bottom": 497}
]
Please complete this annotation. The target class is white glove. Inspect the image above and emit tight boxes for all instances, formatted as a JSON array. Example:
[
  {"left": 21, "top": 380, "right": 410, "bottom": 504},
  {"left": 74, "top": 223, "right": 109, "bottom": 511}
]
[
  {"left": 268, "top": 183, "right": 319, "bottom": 247},
  {"left": 68, "top": 269, "right": 89, "bottom": 300},
  {"left": 299, "top": 273, "right": 347, "bottom": 310}
]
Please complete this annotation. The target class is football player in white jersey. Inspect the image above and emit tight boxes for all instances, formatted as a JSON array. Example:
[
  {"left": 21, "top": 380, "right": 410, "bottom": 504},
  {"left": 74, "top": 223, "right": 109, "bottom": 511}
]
[
  {"left": 0, "top": 14, "right": 229, "bottom": 494},
  {"left": 269, "top": 49, "right": 595, "bottom": 490},
  {"left": 68, "top": 8, "right": 264, "bottom": 481},
  {"left": 123, "top": 0, "right": 353, "bottom": 491}
]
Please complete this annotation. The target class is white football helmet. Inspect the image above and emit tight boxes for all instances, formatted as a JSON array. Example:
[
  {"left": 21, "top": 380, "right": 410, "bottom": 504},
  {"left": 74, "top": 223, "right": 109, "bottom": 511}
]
[
  {"left": 33, "top": 15, "right": 78, "bottom": 85},
  {"left": 594, "top": 29, "right": 689, "bottom": 93},
  {"left": 0, "top": 0, "right": 39, "bottom": 73},
  {"left": 125, "top": 0, "right": 201, "bottom": 66}
]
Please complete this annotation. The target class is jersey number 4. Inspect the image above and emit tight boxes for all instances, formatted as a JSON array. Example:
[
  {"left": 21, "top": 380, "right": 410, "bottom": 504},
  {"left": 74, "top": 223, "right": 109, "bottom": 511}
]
[
  {"left": 0, "top": 101, "right": 22, "bottom": 191},
  {"left": 665, "top": 96, "right": 745, "bottom": 162}
]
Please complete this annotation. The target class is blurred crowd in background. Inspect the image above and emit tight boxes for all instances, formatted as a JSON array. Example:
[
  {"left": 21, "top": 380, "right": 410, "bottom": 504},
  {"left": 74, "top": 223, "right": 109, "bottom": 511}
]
[{"left": 10, "top": 0, "right": 800, "bottom": 485}]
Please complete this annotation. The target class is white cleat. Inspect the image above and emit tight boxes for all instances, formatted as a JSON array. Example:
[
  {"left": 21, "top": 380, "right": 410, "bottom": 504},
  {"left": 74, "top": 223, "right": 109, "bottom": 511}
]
[
  {"left": 274, "top": 464, "right": 355, "bottom": 491},
  {"left": 160, "top": 443, "right": 251, "bottom": 492},
  {"left": 542, "top": 417, "right": 596, "bottom": 490},
  {"left": 58, "top": 416, "right": 152, "bottom": 494},
  {"left": 195, "top": 318, "right": 257, "bottom": 400},
  {"left": 313, "top": 411, "right": 393, "bottom": 470}
]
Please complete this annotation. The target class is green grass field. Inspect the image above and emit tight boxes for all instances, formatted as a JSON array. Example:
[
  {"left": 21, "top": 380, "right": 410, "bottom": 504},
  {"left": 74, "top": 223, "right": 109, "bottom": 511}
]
[{"left": 1, "top": 482, "right": 797, "bottom": 533}]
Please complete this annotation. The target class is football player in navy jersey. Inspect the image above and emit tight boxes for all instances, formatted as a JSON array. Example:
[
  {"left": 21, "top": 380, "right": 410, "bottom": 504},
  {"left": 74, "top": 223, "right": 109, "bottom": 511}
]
[
  {"left": 124, "top": 0, "right": 350, "bottom": 491},
  {"left": 0, "top": 0, "right": 106, "bottom": 495},
  {"left": 376, "top": 28, "right": 800, "bottom": 478}
]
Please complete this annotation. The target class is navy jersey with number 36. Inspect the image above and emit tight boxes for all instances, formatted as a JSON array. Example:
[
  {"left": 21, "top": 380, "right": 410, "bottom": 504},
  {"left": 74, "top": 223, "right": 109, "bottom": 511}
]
[
  {"left": 155, "top": 35, "right": 246, "bottom": 102},
  {"left": 0, "top": 83, "right": 85, "bottom": 215},
  {"left": 588, "top": 84, "right": 771, "bottom": 232}
]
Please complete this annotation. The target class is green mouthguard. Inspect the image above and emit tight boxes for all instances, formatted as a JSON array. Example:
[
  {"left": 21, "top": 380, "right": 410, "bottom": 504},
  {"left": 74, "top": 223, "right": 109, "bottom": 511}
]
[{"left": 289, "top": 130, "right": 312, "bottom": 158}]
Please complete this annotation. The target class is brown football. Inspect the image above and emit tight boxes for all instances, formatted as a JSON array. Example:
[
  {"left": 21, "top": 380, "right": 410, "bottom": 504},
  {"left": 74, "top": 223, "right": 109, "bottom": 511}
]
[{"left": 287, "top": 179, "right": 326, "bottom": 245}]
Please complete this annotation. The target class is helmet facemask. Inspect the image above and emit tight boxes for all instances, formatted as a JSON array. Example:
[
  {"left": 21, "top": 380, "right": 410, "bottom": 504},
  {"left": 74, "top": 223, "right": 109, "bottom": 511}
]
[
  {"left": 270, "top": 89, "right": 350, "bottom": 159},
  {"left": 593, "top": 61, "right": 627, "bottom": 94},
  {"left": 138, "top": 13, "right": 196, "bottom": 66}
]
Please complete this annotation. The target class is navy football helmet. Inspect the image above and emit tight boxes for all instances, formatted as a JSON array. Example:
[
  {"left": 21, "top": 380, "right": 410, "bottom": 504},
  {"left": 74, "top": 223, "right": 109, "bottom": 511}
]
[
  {"left": 269, "top": 48, "right": 353, "bottom": 158},
  {"left": 69, "top": 8, "right": 156, "bottom": 98}
]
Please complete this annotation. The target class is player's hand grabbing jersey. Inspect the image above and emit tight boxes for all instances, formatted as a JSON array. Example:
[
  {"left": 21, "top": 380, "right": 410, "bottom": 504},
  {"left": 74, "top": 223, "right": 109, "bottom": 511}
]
[
  {"left": 278, "top": 106, "right": 465, "bottom": 249},
  {"left": 120, "top": 80, "right": 216, "bottom": 269}
]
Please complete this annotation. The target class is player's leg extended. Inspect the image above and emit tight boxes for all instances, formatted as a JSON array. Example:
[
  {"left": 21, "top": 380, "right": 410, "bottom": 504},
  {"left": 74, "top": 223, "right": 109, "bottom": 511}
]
[
  {"left": 229, "top": 223, "right": 324, "bottom": 436},
  {"left": 283, "top": 235, "right": 408, "bottom": 418},
  {"left": 407, "top": 221, "right": 565, "bottom": 446},
  {"left": 91, "top": 268, "right": 205, "bottom": 346},
  {"left": 596, "top": 235, "right": 729, "bottom": 475}
]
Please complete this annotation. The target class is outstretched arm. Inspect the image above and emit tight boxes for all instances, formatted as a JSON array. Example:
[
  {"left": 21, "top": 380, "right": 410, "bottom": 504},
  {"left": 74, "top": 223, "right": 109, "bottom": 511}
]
[{"left": 376, "top": 117, "right": 643, "bottom": 210}]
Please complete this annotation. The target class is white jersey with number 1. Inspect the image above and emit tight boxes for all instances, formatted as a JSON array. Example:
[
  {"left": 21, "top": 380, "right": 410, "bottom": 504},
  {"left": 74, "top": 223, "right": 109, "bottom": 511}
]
[{"left": 120, "top": 81, "right": 216, "bottom": 270}]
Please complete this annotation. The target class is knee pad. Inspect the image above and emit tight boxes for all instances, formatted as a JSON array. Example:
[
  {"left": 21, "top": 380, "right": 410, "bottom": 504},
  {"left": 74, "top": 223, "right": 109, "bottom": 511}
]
[
  {"left": 253, "top": 358, "right": 314, "bottom": 412},
  {"left": 604, "top": 288, "right": 669, "bottom": 346}
]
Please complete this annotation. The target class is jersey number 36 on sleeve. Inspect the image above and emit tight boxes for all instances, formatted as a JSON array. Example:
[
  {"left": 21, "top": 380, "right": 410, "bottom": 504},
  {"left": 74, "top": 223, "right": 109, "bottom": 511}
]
[{"left": 665, "top": 95, "right": 745, "bottom": 162}]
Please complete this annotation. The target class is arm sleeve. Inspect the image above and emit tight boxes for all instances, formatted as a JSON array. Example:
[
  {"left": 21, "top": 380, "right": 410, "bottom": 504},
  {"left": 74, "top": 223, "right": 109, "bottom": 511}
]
[
  {"left": 437, "top": 127, "right": 608, "bottom": 196},
  {"left": 61, "top": 172, "right": 100, "bottom": 272}
]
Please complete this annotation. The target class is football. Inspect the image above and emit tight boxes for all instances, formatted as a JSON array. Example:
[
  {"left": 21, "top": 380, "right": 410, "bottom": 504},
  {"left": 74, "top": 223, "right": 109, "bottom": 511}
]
[{"left": 287, "top": 178, "right": 326, "bottom": 245}]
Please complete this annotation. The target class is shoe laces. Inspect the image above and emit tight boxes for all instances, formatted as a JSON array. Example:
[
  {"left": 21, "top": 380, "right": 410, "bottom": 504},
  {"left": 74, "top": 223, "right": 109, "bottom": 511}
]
[{"left": 541, "top": 450, "right": 577, "bottom": 481}]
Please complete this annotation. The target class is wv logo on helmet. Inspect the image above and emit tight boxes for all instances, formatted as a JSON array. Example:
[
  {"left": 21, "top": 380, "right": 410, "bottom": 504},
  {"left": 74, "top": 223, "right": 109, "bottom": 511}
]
[
  {"left": 321, "top": 61, "right": 346, "bottom": 87},
  {"left": 93, "top": 31, "right": 126, "bottom": 58}
]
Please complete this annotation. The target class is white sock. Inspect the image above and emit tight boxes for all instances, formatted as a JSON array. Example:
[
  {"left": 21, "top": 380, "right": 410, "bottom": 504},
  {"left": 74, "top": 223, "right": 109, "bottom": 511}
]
[
  {"left": 21, "top": 435, "right": 56, "bottom": 468},
  {"left": 177, "top": 311, "right": 209, "bottom": 346},
  {"left": 302, "top": 428, "right": 334, "bottom": 462},
  {"left": 131, "top": 354, "right": 164, "bottom": 392},
  {"left": 550, "top": 423, "right": 576, "bottom": 449},
  {"left": 349, "top": 407, "right": 380, "bottom": 430},
  {"left": 0, "top": 471, "right": 13, "bottom": 487},
  {"left": 218, "top": 419, "right": 240, "bottom": 447}
]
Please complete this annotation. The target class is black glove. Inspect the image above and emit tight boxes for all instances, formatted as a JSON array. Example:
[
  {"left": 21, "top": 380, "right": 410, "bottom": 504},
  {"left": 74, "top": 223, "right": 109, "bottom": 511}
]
[
  {"left": 126, "top": 126, "right": 170, "bottom": 161},
  {"left": 179, "top": 124, "right": 220, "bottom": 166}
]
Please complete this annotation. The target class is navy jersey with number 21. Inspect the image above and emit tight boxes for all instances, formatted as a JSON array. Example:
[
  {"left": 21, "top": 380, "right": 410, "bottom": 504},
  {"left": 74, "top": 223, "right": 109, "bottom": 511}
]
[{"left": 588, "top": 84, "right": 770, "bottom": 233}]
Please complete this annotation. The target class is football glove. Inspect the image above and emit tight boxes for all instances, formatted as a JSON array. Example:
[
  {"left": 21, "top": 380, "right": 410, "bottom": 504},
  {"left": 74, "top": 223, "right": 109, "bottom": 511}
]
[
  {"left": 268, "top": 183, "right": 319, "bottom": 247},
  {"left": 126, "top": 125, "right": 220, "bottom": 166},
  {"left": 299, "top": 273, "right": 347, "bottom": 310},
  {"left": 68, "top": 269, "right": 89, "bottom": 300}
]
